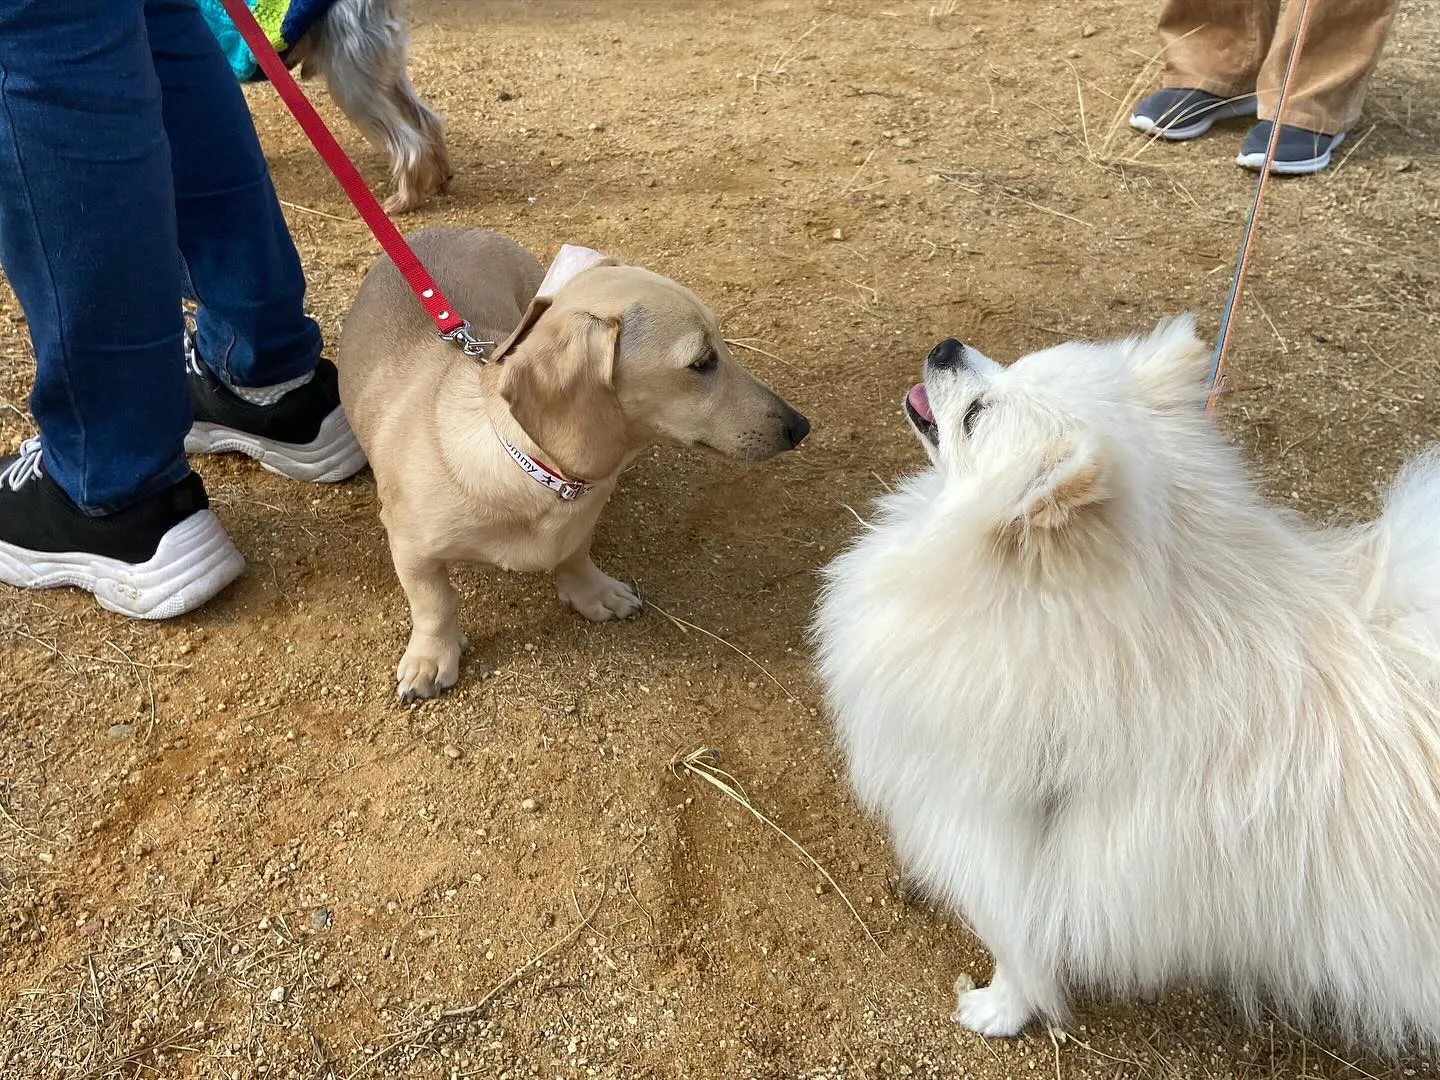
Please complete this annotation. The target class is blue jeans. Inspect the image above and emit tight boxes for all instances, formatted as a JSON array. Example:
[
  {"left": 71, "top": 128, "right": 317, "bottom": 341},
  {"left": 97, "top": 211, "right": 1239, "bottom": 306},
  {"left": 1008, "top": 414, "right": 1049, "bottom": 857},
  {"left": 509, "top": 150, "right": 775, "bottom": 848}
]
[{"left": 0, "top": 0, "right": 322, "bottom": 514}]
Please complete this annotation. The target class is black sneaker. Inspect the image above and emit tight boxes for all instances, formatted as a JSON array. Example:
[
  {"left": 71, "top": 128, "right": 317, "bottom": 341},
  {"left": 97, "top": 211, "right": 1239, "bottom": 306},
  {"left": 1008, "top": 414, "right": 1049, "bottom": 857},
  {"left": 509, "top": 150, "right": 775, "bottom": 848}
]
[
  {"left": 183, "top": 331, "right": 367, "bottom": 482},
  {"left": 1129, "top": 88, "right": 1257, "bottom": 141},
  {"left": 1235, "top": 121, "right": 1345, "bottom": 174},
  {"left": 0, "top": 438, "right": 244, "bottom": 618}
]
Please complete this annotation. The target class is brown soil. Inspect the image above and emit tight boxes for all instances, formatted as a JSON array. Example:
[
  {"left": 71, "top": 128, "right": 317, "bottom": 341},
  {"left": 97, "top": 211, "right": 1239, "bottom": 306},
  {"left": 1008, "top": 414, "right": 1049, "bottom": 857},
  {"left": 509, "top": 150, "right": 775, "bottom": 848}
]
[{"left": 3, "top": 1, "right": 1439, "bottom": 1077}]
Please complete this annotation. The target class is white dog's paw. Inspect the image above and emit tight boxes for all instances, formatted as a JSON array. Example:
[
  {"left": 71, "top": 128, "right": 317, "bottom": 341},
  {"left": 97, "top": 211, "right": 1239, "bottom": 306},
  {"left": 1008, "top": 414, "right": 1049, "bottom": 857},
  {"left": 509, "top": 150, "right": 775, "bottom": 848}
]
[
  {"left": 396, "top": 631, "right": 469, "bottom": 703},
  {"left": 953, "top": 983, "right": 1034, "bottom": 1038},
  {"left": 558, "top": 571, "right": 642, "bottom": 622}
]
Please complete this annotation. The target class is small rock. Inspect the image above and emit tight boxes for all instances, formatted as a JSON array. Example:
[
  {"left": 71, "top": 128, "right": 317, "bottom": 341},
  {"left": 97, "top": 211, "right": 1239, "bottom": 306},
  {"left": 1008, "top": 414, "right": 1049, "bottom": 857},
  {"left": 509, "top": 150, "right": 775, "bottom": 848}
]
[
  {"left": 1067, "top": 47, "right": 1082, "bottom": 58},
  {"left": 310, "top": 907, "right": 332, "bottom": 930},
  {"left": 495, "top": 89, "right": 515, "bottom": 101},
  {"left": 268, "top": 986, "right": 287, "bottom": 1004},
  {"left": 829, "top": 228, "right": 845, "bottom": 241},
  {"left": 442, "top": 744, "right": 462, "bottom": 760},
  {"left": 1385, "top": 155, "right": 1414, "bottom": 173},
  {"left": 892, "top": 135, "right": 913, "bottom": 148},
  {"left": 520, "top": 797, "right": 539, "bottom": 813},
  {"left": 587, "top": 122, "right": 604, "bottom": 132},
  {"left": 131, "top": 840, "right": 152, "bottom": 858},
  {"left": 954, "top": 972, "right": 976, "bottom": 994},
  {"left": 1081, "top": 23, "right": 1097, "bottom": 37},
  {"left": 324, "top": 971, "right": 343, "bottom": 990},
  {"left": 107, "top": 723, "right": 135, "bottom": 740},
  {"left": 167, "top": 945, "right": 183, "bottom": 964}
]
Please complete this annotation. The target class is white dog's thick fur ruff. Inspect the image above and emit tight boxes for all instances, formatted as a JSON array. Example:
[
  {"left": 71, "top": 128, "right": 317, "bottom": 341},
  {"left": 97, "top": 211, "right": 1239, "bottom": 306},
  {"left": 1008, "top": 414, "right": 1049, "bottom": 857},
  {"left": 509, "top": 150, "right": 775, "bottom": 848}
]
[{"left": 812, "top": 316, "right": 1440, "bottom": 1050}]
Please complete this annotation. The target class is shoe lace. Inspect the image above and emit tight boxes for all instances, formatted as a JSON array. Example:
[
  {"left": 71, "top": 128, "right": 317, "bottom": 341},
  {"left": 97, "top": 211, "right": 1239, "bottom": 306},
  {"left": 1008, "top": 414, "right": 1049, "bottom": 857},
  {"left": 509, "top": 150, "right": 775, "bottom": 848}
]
[
  {"left": 0, "top": 436, "right": 44, "bottom": 491},
  {"left": 184, "top": 325, "right": 204, "bottom": 377}
]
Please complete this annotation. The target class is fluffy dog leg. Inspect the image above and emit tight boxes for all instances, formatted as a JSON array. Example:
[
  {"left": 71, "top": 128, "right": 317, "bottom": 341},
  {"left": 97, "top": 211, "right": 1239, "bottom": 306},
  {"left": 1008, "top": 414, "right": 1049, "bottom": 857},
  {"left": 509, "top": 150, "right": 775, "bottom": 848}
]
[
  {"left": 953, "top": 961, "right": 1042, "bottom": 1037},
  {"left": 300, "top": 0, "right": 452, "bottom": 213}
]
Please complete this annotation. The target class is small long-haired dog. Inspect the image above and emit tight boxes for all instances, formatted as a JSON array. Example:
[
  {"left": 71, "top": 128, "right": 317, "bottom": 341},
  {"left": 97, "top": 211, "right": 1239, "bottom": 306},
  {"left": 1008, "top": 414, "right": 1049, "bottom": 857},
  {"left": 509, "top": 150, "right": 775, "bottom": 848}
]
[
  {"left": 813, "top": 316, "right": 1440, "bottom": 1051},
  {"left": 209, "top": 0, "right": 452, "bottom": 213}
]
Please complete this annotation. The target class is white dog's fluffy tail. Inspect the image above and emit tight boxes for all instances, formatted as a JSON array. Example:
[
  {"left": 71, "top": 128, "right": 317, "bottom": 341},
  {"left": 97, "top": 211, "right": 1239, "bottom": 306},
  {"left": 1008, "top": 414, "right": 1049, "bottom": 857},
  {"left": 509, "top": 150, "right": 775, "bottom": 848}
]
[{"left": 1370, "top": 445, "right": 1440, "bottom": 648}]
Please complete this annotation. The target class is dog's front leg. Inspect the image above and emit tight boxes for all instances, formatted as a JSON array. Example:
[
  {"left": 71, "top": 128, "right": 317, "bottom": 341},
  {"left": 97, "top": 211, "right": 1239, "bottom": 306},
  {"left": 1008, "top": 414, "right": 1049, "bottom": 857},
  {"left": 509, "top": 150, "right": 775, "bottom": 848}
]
[
  {"left": 553, "top": 539, "right": 642, "bottom": 621},
  {"left": 953, "top": 959, "right": 1046, "bottom": 1037},
  {"left": 392, "top": 546, "right": 468, "bottom": 702}
]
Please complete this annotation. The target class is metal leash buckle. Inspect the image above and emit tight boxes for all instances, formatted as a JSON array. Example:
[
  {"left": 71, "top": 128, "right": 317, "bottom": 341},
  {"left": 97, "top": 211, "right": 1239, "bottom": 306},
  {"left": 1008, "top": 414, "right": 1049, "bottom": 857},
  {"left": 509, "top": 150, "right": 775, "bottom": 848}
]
[{"left": 439, "top": 322, "right": 495, "bottom": 360}]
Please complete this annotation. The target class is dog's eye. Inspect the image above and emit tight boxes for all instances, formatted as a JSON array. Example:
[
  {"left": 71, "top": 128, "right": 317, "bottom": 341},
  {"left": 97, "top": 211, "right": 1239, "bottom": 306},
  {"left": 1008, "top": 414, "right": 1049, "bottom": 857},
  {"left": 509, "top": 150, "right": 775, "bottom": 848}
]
[
  {"left": 962, "top": 397, "right": 986, "bottom": 436},
  {"left": 689, "top": 349, "right": 719, "bottom": 374}
]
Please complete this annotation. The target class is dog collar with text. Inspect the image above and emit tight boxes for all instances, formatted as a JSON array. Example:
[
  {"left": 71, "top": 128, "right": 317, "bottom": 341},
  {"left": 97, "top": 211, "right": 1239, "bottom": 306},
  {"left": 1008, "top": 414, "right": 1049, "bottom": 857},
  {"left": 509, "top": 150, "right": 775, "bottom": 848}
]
[{"left": 500, "top": 435, "right": 593, "bottom": 501}]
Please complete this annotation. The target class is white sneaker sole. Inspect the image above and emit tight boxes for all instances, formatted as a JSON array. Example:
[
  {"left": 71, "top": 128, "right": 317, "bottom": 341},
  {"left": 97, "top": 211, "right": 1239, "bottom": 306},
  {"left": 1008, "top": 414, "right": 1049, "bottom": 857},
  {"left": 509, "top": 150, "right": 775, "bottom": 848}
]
[
  {"left": 1129, "top": 98, "right": 1256, "bottom": 141},
  {"left": 1236, "top": 131, "right": 1345, "bottom": 175},
  {"left": 185, "top": 407, "right": 368, "bottom": 483},
  {"left": 0, "top": 509, "right": 245, "bottom": 619}
]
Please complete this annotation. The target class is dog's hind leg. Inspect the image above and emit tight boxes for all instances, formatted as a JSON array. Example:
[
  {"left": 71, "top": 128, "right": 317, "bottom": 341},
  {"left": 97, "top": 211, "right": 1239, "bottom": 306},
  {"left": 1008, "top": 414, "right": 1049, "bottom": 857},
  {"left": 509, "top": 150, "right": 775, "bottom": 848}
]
[{"left": 299, "top": 0, "right": 452, "bottom": 213}]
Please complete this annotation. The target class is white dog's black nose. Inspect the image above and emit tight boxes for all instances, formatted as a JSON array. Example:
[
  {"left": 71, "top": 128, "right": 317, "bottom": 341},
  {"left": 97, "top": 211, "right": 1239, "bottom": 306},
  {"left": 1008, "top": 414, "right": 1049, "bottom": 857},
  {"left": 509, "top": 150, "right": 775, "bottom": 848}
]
[{"left": 927, "top": 338, "right": 966, "bottom": 372}]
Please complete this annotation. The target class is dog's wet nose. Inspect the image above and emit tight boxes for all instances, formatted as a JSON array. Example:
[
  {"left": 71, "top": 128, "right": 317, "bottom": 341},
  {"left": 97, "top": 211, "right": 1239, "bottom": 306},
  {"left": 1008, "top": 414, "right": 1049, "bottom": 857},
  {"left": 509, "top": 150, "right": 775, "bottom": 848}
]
[
  {"left": 927, "top": 338, "right": 966, "bottom": 372},
  {"left": 784, "top": 408, "right": 811, "bottom": 448}
]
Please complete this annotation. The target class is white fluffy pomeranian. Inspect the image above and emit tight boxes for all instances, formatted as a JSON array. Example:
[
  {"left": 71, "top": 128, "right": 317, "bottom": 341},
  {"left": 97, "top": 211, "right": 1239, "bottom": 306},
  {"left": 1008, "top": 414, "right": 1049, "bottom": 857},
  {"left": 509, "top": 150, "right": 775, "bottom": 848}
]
[{"left": 812, "top": 316, "right": 1440, "bottom": 1050}]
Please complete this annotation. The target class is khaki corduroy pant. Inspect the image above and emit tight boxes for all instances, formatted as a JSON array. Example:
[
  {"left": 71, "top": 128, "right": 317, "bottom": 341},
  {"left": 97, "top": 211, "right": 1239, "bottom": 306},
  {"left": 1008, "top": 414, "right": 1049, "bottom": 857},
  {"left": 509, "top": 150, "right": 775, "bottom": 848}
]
[{"left": 1158, "top": 0, "right": 1399, "bottom": 134}]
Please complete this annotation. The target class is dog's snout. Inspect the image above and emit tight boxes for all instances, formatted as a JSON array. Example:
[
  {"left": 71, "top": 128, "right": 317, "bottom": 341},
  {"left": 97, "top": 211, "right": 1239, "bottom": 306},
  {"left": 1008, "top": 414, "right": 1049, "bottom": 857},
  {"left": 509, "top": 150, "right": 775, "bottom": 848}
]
[
  {"left": 927, "top": 338, "right": 966, "bottom": 372},
  {"left": 783, "top": 407, "right": 811, "bottom": 448}
]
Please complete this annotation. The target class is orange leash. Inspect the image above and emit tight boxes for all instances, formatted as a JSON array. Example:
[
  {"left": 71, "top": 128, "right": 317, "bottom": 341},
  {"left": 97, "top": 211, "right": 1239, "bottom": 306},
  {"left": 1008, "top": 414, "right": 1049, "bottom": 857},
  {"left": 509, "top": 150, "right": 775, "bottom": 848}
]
[{"left": 1207, "top": 0, "right": 1316, "bottom": 416}]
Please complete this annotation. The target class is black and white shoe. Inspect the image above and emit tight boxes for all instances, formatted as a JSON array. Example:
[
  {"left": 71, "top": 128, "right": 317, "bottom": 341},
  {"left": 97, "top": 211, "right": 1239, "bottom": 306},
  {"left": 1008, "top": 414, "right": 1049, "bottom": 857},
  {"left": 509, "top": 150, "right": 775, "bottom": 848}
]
[
  {"left": 183, "top": 332, "right": 367, "bottom": 482},
  {"left": 1236, "top": 121, "right": 1346, "bottom": 175},
  {"left": 0, "top": 438, "right": 245, "bottom": 619},
  {"left": 1129, "top": 88, "right": 1256, "bottom": 141}
]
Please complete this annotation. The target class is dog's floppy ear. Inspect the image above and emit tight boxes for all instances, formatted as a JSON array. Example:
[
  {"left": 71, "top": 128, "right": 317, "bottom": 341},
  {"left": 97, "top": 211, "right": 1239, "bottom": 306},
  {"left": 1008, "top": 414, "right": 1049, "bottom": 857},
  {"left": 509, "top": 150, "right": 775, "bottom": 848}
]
[
  {"left": 1127, "top": 314, "right": 1212, "bottom": 408},
  {"left": 492, "top": 246, "right": 620, "bottom": 364},
  {"left": 491, "top": 296, "right": 552, "bottom": 364},
  {"left": 498, "top": 310, "right": 628, "bottom": 481},
  {"left": 1002, "top": 438, "right": 1109, "bottom": 543}
]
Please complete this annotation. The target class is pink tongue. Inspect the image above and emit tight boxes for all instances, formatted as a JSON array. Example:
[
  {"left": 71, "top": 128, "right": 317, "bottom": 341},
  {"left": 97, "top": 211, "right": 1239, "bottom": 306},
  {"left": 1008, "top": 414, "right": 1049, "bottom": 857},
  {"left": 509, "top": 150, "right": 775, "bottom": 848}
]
[{"left": 907, "top": 383, "right": 933, "bottom": 422}]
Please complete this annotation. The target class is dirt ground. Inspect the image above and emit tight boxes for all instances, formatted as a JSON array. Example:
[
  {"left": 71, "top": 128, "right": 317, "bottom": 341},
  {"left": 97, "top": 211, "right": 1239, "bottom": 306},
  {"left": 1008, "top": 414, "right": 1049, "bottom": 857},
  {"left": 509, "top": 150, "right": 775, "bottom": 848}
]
[{"left": 3, "top": 1, "right": 1440, "bottom": 1076}]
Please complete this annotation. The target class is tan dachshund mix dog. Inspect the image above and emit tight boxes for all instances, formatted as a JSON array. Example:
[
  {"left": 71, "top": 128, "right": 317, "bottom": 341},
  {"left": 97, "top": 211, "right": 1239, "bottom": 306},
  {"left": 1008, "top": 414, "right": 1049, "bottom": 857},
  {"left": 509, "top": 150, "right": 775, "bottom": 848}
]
[{"left": 339, "top": 225, "right": 810, "bottom": 701}]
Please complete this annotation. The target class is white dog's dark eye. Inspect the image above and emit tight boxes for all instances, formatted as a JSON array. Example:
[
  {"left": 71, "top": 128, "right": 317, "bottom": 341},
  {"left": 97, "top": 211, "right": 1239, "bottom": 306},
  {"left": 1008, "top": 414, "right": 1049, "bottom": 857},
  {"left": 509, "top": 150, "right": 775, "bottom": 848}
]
[
  {"left": 962, "top": 398, "right": 986, "bottom": 436},
  {"left": 689, "top": 349, "right": 719, "bottom": 374}
]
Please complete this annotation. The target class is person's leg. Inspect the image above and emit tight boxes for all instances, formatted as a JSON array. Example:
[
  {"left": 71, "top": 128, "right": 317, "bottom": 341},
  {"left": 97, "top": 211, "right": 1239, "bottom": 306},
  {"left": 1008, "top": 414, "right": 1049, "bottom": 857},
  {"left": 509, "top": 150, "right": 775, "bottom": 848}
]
[
  {"left": 1159, "top": 0, "right": 1281, "bottom": 97},
  {"left": 0, "top": 0, "right": 244, "bottom": 616},
  {"left": 0, "top": 0, "right": 192, "bottom": 511},
  {"left": 144, "top": 0, "right": 365, "bottom": 481},
  {"left": 1256, "top": 0, "right": 1400, "bottom": 134},
  {"left": 147, "top": 0, "right": 320, "bottom": 389},
  {"left": 1132, "top": 0, "right": 1278, "bottom": 139},
  {"left": 1237, "top": 0, "right": 1399, "bottom": 173}
]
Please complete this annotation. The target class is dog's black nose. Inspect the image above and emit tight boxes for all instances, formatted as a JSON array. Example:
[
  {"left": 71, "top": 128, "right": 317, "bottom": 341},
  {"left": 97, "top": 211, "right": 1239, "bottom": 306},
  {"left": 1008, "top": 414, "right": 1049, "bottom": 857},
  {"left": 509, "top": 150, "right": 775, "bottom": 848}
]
[
  {"left": 927, "top": 338, "right": 966, "bottom": 372},
  {"left": 784, "top": 408, "right": 811, "bottom": 448}
]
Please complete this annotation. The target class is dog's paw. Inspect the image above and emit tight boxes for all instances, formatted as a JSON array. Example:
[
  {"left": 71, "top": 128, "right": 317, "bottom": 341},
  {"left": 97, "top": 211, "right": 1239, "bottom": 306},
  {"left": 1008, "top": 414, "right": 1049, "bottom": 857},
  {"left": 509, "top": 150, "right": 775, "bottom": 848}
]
[
  {"left": 952, "top": 984, "right": 1033, "bottom": 1039},
  {"left": 558, "top": 572, "right": 642, "bottom": 622},
  {"left": 396, "top": 632, "right": 469, "bottom": 703}
]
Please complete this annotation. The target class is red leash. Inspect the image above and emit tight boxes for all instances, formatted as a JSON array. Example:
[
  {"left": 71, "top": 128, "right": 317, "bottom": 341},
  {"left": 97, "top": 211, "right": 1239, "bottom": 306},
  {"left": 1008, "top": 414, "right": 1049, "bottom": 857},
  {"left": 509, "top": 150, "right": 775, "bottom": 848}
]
[{"left": 216, "top": 0, "right": 490, "bottom": 357}]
